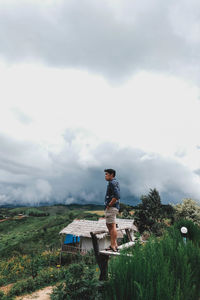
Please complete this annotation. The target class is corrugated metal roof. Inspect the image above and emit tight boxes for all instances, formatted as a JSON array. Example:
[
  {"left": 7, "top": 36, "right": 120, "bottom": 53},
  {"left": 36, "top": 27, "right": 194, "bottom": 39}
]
[{"left": 59, "top": 218, "right": 138, "bottom": 239}]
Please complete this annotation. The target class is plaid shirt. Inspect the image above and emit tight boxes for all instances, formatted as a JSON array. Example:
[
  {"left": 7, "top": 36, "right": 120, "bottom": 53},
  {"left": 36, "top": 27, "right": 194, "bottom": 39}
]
[{"left": 104, "top": 177, "right": 120, "bottom": 210}]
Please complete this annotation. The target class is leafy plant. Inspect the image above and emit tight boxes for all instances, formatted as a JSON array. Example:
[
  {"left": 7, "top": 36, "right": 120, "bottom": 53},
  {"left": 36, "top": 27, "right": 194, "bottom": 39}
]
[
  {"left": 0, "top": 290, "right": 14, "bottom": 300},
  {"left": 51, "top": 262, "right": 103, "bottom": 300}
]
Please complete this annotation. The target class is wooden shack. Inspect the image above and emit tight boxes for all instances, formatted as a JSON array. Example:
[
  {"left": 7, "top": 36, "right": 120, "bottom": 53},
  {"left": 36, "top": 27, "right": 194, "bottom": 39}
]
[{"left": 59, "top": 217, "right": 138, "bottom": 256}]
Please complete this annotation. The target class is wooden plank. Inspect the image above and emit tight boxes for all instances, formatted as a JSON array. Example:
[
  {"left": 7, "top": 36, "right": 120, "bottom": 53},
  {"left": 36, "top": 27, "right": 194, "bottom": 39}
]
[
  {"left": 99, "top": 250, "right": 121, "bottom": 256},
  {"left": 99, "top": 241, "right": 135, "bottom": 256},
  {"left": 117, "top": 241, "right": 135, "bottom": 249},
  {"left": 99, "top": 250, "right": 133, "bottom": 257}
]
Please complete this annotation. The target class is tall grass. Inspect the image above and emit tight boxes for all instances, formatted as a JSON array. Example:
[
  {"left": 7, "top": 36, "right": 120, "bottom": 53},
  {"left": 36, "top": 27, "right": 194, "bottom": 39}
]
[{"left": 104, "top": 220, "right": 200, "bottom": 300}]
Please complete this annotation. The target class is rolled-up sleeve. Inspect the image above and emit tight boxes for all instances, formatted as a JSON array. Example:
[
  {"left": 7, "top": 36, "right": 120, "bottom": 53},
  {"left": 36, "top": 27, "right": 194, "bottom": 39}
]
[{"left": 110, "top": 181, "right": 120, "bottom": 199}]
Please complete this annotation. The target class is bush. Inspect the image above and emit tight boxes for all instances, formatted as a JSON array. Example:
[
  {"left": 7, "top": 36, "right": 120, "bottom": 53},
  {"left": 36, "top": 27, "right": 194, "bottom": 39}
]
[
  {"left": 25, "top": 208, "right": 49, "bottom": 217},
  {"left": 104, "top": 221, "right": 200, "bottom": 300},
  {"left": 0, "top": 290, "right": 14, "bottom": 300},
  {"left": 7, "top": 278, "right": 36, "bottom": 297},
  {"left": 151, "top": 222, "right": 166, "bottom": 236},
  {"left": 167, "top": 218, "right": 200, "bottom": 247},
  {"left": 174, "top": 198, "right": 200, "bottom": 225},
  {"left": 51, "top": 262, "right": 103, "bottom": 300},
  {"left": 0, "top": 277, "right": 7, "bottom": 287},
  {"left": 7, "top": 267, "right": 67, "bottom": 297}
]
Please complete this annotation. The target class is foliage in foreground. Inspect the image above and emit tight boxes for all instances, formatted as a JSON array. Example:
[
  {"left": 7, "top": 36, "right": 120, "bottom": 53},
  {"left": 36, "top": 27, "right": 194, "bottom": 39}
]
[
  {"left": 0, "top": 290, "right": 14, "bottom": 300},
  {"left": 0, "top": 249, "right": 97, "bottom": 298},
  {"left": 50, "top": 262, "right": 103, "bottom": 300},
  {"left": 7, "top": 267, "right": 67, "bottom": 297},
  {"left": 104, "top": 219, "right": 200, "bottom": 300}
]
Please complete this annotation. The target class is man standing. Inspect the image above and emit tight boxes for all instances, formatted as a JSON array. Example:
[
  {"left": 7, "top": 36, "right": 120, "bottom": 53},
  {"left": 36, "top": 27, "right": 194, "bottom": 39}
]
[{"left": 104, "top": 168, "right": 120, "bottom": 252}]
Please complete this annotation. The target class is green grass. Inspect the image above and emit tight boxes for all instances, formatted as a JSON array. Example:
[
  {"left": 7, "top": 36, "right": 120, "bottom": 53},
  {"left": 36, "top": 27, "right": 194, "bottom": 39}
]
[{"left": 104, "top": 219, "right": 200, "bottom": 300}]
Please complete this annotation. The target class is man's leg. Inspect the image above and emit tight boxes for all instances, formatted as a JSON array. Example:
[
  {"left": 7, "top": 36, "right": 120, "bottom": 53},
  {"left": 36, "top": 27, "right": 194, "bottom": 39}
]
[
  {"left": 106, "top": 223, "right": 112, "bottom": 237},
  {"left": 106, "top": 223, "right": 111, "bottom": 232},
  {"left": 106, "top": 208, "right": 118, "bottom": 250},
  {"left": 113, "top": 223, "right": 118, "bottom": 249},
  {"left": 106, "top": 223, "right": 113, "bottom": 247},
  {"left": 110, "top": 223, "right": 118, "bottom": 249},
  {"left": 106, "top": 223, "right": 117, "bottom": 250}
]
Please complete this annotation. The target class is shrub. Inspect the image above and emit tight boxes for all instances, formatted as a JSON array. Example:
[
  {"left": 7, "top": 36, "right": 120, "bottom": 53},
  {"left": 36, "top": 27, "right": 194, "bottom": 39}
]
[
  {"left": 7, "top": 278, "right": 36, "bottom": 297},
  {"left": 167, "top": 218, "right": 200, "bottom": 247},
  {"left": 25, "top": 208, "right": 49, "bottom": 217},
  {"left": 51, "top": 262, "right": 103, "bottom": 300},
  {"left": 174, "top": 198, "right": 200, "bottom": 225},
  {"left": 151, "top": 222, "right": 166, "bottom": 236},
  {"left": 0, "top": 290, "right": 14, "bottom": 300},
  {"left": 0, "top": 277, "right": 7, "bottom": 287},
  {"left": 7, "top": 267, "right": 67, "bottom": 297}
]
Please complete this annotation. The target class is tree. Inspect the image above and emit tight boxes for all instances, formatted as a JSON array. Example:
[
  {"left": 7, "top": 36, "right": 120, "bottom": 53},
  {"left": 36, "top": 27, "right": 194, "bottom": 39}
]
[
  {"left": 134, "top": 188, "right": 164, "bottom": 235},
  {"left": 140, "top": 188, "right": 161, "bottom": 222},
  {"left": 119, "top": 203, "right": 133, "bottom": 213},
  {"left": 174, "top": 198, "right": 200, "bottom": 225}
]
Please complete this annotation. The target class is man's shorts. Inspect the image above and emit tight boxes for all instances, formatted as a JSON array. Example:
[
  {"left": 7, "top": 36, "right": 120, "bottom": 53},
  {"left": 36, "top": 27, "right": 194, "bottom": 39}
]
[{"left": 105, "top": 207, "right": 119, "bottom": 224}]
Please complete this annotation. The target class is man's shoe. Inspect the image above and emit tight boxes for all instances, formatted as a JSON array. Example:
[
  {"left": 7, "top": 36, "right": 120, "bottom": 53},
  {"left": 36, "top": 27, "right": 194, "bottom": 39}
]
[{"left": 105, "top": 245, "right": 117, "bottom": 252}]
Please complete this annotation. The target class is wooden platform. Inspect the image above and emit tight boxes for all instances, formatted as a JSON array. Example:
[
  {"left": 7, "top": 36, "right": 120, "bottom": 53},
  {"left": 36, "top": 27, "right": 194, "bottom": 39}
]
[
  {"left": 99, "top": 241, "right": 135, "bottom": 256},
  {"left": 90, "top": 227, "right": 136, "bottom": 280}
]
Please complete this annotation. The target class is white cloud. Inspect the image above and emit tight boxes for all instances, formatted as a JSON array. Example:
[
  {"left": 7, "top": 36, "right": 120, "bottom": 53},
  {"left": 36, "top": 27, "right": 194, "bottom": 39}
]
[
  {"left": 0, "top": 126, "right": 200, "bottom": 206},
  {"left": 0, "top": 0, "right": 200, "bottom": 205},
  {"left": 0, "top": 62, "right": 199, "bottom": 161}
]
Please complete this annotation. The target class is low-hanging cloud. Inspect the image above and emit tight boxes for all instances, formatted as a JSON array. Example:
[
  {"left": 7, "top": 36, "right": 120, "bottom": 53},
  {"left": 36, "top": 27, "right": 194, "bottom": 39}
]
[
  {"left": 0, "top": 0, "right": 200, "bottom": 83},
  {"left": 0, "top": 128, "right": 200, "bottom": 206}
]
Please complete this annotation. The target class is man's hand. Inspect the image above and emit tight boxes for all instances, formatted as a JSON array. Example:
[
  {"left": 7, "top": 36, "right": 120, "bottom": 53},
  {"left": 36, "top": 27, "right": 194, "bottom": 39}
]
[
  {"left": 106, "top": 197, "right": 117, "bottom": 209},
  {"left": 110, "top": 198, "right": 117, "bottom": 206}
]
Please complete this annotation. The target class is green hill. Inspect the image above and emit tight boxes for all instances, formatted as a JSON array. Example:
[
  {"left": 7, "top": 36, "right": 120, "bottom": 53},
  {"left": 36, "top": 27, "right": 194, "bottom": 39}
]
[
  {"left": 0, "top": 204, "right": 104, "bottom": 299},
  {"left": 0, "top": 204, "right": 104, "bottom": 258}
]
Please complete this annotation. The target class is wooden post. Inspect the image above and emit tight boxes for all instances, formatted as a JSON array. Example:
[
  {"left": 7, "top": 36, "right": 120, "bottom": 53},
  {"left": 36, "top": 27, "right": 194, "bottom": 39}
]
[
  {"left": 79, "top": 236, "right": 81, "bottom": 254},
  {"left": 90, "top": 227, "right": 136, "bottom": 280},
  {"left": 125, "top": 228, "right": 133, "bottom": 242},
  {"left": 90, "top": 232, "right": 109, "bottom": 281},
  {"left": 59, "top": 234, "right": 63, "bottom": 265}
]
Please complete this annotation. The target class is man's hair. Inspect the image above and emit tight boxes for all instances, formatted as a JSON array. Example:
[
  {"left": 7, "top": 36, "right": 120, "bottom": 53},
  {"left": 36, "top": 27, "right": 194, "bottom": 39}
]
[{"left": 104, "top": 168, "right": 116, "bottom": 177}]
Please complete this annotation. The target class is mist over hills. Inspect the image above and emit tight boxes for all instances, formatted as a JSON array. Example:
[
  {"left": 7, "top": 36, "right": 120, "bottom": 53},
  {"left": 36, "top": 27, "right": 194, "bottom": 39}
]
[{"left": 0, "top": 195, "right": 140, "bottom": 208}]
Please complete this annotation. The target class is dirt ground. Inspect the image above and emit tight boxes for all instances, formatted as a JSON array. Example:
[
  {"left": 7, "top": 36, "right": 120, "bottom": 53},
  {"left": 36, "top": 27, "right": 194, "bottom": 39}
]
[
  {"left": 0, "top": 283, "right": 57, "bottom": 300},
  {"left": 0, "top": 282, "right": 14, "bottom": 294},
  {"left": 15, "top": 285, "right": 55, "bottom": 300}
]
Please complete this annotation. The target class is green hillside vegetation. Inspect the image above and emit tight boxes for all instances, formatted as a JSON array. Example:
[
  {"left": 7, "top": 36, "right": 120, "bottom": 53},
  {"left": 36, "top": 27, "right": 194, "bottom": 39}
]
[
  {"left": 0, "top": 195, "right": 200, "bottom": 299},
  {"left": 3, "top": 203, "right": 104, "bottom": 216},
  {"left": 0, "top": 204, "right": 103, "bottom": 299},
  {"left": 0, "top": 206, "right": 100, "bottom": 258}
]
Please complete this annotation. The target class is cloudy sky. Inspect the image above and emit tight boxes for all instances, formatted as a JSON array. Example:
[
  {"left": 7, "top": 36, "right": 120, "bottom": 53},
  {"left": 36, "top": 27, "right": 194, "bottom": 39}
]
[{"left": 0, "top": 0, "right": 200, "bottom": 206}]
